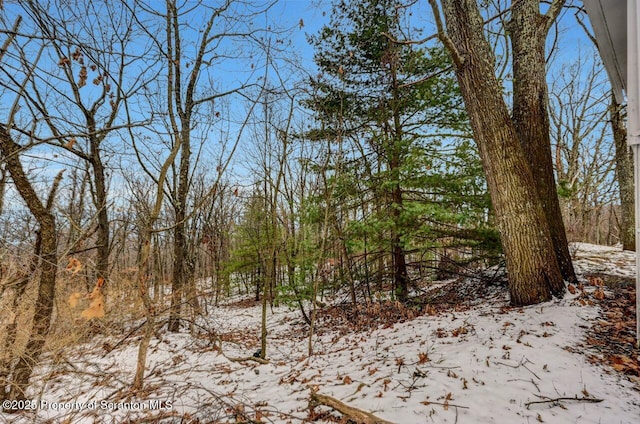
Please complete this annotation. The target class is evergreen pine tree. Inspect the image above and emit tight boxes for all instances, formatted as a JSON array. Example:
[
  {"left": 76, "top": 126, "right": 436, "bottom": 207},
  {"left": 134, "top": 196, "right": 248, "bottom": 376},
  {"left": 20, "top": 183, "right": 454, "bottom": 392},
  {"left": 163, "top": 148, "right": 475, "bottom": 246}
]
[{"left": 305, "top": 0, "right": 496, "bottom": 301}]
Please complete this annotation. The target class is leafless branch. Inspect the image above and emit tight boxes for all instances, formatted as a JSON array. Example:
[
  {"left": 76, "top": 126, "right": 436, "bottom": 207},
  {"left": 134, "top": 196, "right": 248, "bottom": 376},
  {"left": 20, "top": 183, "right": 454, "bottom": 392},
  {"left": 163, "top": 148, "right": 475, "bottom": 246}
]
[
  {"left": 381, "top": 31, "right": 439, "bottom": 46},
  {"left": 0, "top": 15, "right": 21, "bottom": 62},
  {"left": 525, "top": 395, "right": 603, "bottom": 409},
  {"left": 544, "top": 0, "right": 567, "bottom": 34},
  {"left": 427, "top": 0, "right": 464, "bottom": 68}
]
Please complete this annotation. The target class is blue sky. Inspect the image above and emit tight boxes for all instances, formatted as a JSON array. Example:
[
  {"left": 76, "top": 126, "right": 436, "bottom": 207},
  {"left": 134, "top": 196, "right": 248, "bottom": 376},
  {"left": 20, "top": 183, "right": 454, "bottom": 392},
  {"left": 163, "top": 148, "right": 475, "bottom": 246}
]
[{"left": 0, "top": 0, "right": 609, "bottom": 209}]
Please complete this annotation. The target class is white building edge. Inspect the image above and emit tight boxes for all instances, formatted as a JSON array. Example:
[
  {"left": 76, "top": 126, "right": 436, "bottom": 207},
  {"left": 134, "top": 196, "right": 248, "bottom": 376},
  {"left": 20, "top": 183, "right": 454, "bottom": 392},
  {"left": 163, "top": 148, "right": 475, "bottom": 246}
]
[{"left": 583, "top": 0, "right": 639, "bottom": 346}]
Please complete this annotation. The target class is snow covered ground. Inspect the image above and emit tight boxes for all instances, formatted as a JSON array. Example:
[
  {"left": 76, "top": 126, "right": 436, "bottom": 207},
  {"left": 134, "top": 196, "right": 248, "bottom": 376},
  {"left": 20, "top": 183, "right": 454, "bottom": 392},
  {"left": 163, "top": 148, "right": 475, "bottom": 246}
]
[
  {"left": 571, "top": 242, "right": 636, "bottom": 279},
  {"left": 1, "top": 243, "right": 639, "bottom": 423}
]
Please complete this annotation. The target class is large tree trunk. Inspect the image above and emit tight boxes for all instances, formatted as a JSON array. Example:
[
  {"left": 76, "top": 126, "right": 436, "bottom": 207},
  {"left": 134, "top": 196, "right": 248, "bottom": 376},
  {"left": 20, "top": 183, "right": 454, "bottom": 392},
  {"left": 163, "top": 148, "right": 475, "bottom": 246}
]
[
  {"left": 0, "top": 126, "right": 59, "bottom": 403},
  {"left": 611, "top": 93, "right": 635, "bottom": 251},
  {"left": 6, "top": 216, "right": 56, "bottom": 402},
  {"left": 0, "top": 233, "right": 40, "bottom": 401},
  {"left": 91, "top": 137, "right": 110, "bottom": 282},
  {"left": 509, "top": 0, "right": 575, "bottom": 288},
  {"left": 437, "top": 0, "right": 563, "bottom": 305}
]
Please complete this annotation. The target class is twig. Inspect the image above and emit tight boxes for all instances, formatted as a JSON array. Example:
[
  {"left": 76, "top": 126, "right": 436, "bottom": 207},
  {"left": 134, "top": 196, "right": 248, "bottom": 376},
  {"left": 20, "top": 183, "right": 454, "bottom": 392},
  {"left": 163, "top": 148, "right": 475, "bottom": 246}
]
[
  {"left": 421, "top": 400, "right": 469, "bottom": 409},
  {"left": 0, "top": 16, "right": 22, "bottom": 62},
  {"left": 493, "top": 356, "right": 540, "bottom": 380},
  {"left": 521, "top": 362, "right": 541, "bottom": 381},
  {"left": 101, "top": 319, "right": 148, "bottom": 357},
  {"left": 525, "top": 396, "right": 603, "bottom": 409},
  {"left": 380, "top": 31, "right": 438, "bottom": 46}
]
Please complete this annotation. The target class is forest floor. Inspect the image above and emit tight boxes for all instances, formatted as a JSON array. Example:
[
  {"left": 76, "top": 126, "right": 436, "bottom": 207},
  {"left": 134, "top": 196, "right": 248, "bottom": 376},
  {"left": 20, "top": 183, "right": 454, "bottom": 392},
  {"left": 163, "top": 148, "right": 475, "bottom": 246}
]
[{"left": 1, "top": 243, "right": 639, "bottom": 423}]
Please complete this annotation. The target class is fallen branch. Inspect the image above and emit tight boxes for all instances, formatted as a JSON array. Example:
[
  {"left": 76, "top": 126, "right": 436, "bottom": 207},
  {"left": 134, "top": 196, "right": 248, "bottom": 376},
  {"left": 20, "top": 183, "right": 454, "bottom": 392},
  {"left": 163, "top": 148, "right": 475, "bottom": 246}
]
[
  {"left": 215, "top": 334, "right": 268, "bottom": 364},
  {"left": 225, "top": 355, "right": 269, "bottom": 365},
  {"left": 309, "top": 391, "right": 395, "bottom": 424},
  {"left": 525, "top": 396, "right": 603, "bottom": 409}
]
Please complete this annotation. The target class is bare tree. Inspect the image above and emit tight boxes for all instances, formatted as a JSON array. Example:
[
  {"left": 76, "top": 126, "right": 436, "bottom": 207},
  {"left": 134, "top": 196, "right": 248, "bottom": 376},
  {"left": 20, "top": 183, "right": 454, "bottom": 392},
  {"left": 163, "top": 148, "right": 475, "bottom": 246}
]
[
  {"left": 0, "top": 19, "right": 61, "bottom": 403},
  {"left": 128, "top": 131, "right": 182, "bottom": 392},
  {"left": 144, "top": 0, "right": 272, "bottom": 332},
  {"left": 575, "top": 6, "right": 635, "bottom": 250},
  {"left": 549, "top": 53, "right": 617, "bottom": 244},
  {"left": 610, "top": 93, "right": 634, "bottom": 250},
  {"left": 0, "top": 130, "right": 63, "bottom": 402},
  {"left": 6, "top": 0, "right": 156, "bottom": 285}
]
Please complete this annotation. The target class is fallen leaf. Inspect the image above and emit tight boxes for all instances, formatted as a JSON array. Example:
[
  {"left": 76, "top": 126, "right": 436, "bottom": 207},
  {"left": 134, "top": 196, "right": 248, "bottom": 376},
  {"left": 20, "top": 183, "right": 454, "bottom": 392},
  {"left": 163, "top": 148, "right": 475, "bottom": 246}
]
[
  {"left": 68, "top": 292, "right": 82, "bottom": 308},
  {"left": 66, "top": 257, "right": 83, "bottom": 274}
]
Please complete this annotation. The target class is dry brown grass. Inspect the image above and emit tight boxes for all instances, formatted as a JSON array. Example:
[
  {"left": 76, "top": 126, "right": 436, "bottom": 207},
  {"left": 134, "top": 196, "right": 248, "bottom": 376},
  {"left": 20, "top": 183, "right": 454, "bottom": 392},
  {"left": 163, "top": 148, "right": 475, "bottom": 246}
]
[{"left": 45, "top": 269, "right": 148, "bottom": 355}]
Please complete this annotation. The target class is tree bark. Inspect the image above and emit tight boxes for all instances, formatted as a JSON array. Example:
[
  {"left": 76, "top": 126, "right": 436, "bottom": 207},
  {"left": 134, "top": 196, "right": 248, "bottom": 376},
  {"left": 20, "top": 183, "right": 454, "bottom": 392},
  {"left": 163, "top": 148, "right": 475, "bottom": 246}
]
[
  {"left": 168, "top": 126, "right": 190, "bottom": 332},
  {"left": 166, "top": 0, "right": 219, "bottom": 331},
  {"left": 0, "top": 126, "right": 60, "bottom": 403},
  {"left": 436, "top": 0, "right": 563, "bottom": 305},
  {"left": 90, "top": 133, "right": 110, "bottom": 282},
  {"left": 389, "top": 34, "right": 409, "bottom": 302},
  {"left": 0, "top": 232, "right": 40, "bottom": 402},
  {"left": 509, "top": 0, "right": 575, "bottom": 288},
  {"left": 391, "top": 183, "right": 408, "bottom": 302},
  {"left": 611, "top": 93, "right": 635, "bottom": 251}
]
